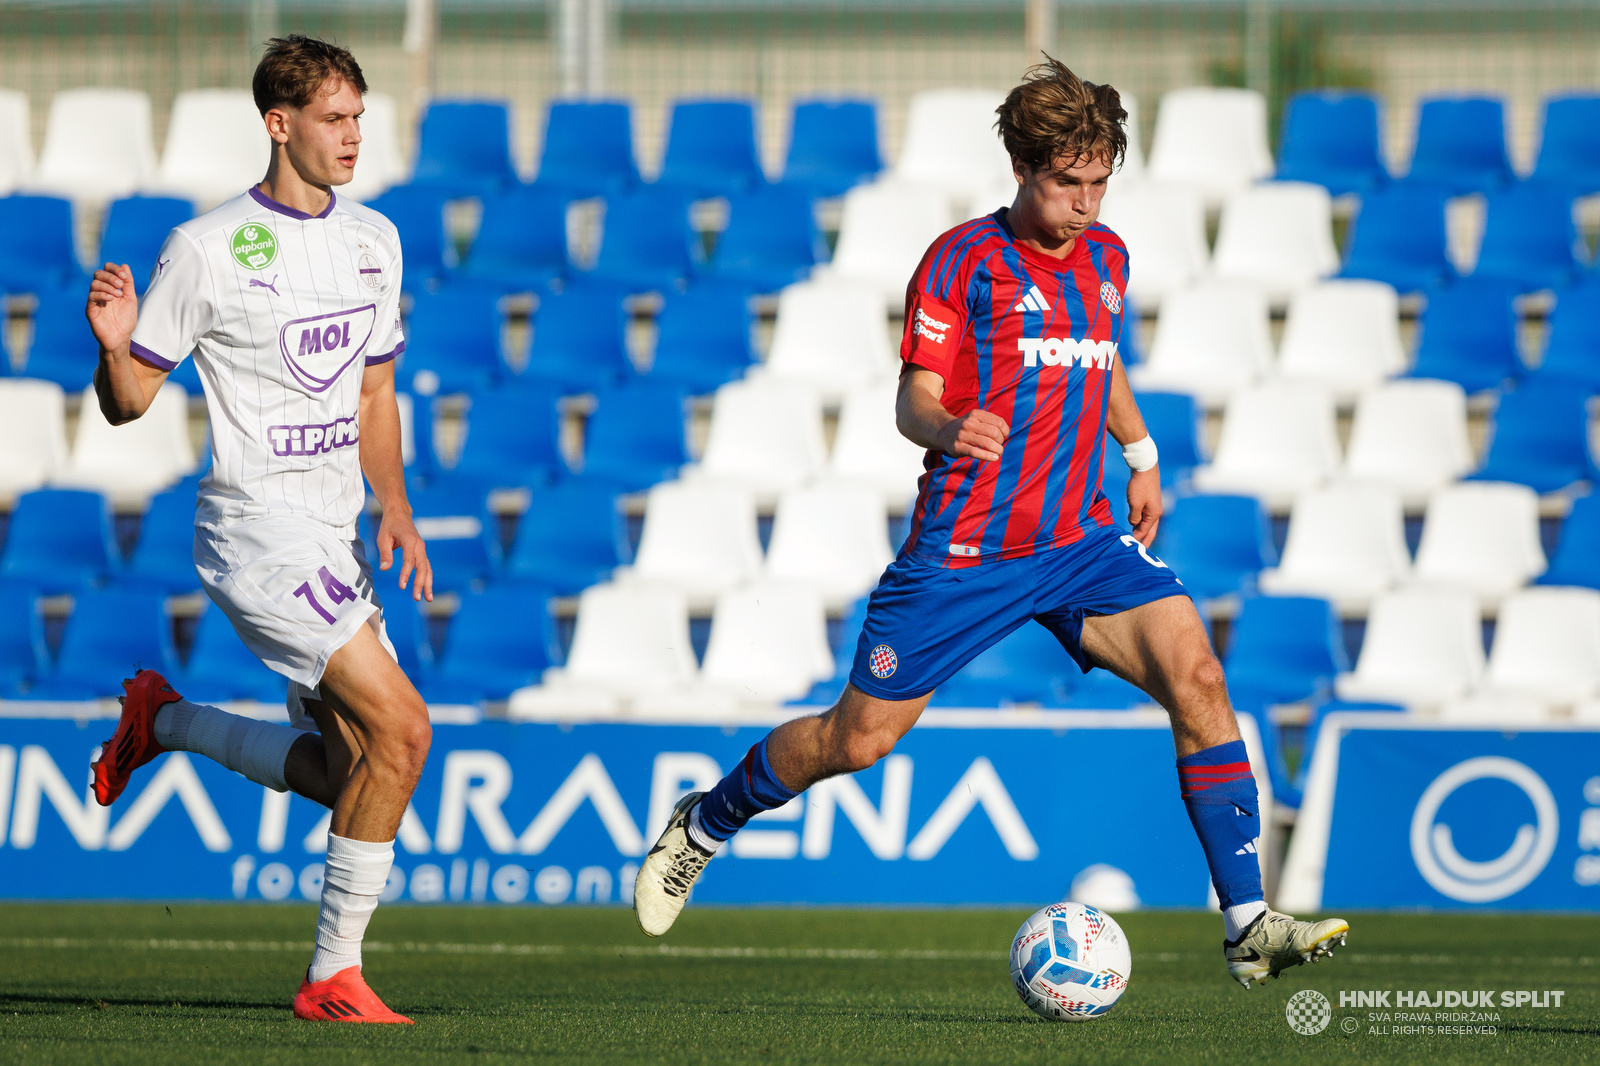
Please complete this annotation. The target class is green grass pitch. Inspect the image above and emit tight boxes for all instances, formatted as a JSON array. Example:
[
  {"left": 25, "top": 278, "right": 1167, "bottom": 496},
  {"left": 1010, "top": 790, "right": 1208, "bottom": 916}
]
[{"left": 0, "top": 904, "right": 1594, "bottom": 1064}]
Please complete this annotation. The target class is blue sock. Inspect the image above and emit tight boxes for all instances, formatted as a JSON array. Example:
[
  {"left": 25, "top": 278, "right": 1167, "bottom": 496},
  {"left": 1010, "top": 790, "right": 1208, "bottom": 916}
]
[
  {"left": 696, "top": 738, "right": 798, "bottom": 841},
  {"left": 1177, "top": 739, "right": 1265, "bottom": 913}
]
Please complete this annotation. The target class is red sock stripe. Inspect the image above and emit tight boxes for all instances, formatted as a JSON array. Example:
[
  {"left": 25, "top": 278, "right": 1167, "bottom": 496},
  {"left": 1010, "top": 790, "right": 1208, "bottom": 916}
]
[
  {"left": 1178, "top": 760, "right": 1254, "bottom": 798},
  {"left": 1177, "top": 761, "right": 1252, "bottom": 776},
  {"left": 743, "top": 744, "right": 760, "bottom": 790}
]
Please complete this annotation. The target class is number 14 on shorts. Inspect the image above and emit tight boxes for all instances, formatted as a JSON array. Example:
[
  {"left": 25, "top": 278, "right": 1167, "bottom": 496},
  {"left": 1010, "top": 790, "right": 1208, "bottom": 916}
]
[{"left": 294, "top": 566, "right": 358, "bottom": 624}]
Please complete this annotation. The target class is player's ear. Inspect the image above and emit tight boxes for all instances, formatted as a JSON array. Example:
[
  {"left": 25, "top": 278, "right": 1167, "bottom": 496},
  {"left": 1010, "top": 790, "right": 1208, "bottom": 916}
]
[{"left": 262, "top": 106, "right": 291, "bottom": 145}]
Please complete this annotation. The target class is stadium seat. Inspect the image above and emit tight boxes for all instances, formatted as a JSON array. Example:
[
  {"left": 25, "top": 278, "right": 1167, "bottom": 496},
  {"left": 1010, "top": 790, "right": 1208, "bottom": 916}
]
[
  {"left": 1405, "top": 96, "right": 1514, "bottom": 195},
  {"left": 819, "top": 179, "right": 953, "bottom": 310},
  {"left": 0, "top": 89, "right": 33, "bottom": 195},
  {"left": 363, "top": 185, "right": 451, "bottom": 281},
  {"left": 1095, "top": 182, "right": 1208, "bottom": 310},
  {"left": 1338, "top": 182, "right": 1454, "bottom": 293},
  {"left": 1275, "top": 279, "right": 1405, "bottom": 402},
  {"left": 0, "top": 195, "right": 79, "bottom": 292},
  {"left": 1479, "top": 586, "right": 1600, "bottom": 706},
  {"left": 1257, "top": 484, "right": 1411, "bottom": 614},
  {"left": 454, "top": 185, "right": 570, "bottom": 292},
  {"left": 581, "top": 380, "right": 690, "bottom": 491},
  {"left": 892, "top": 88, "right": 1012, "bottom": 209},
  {"left": 796, "top": 595, "right": 868, "bottom": 706},
  {"left": 1342, "top": 379, "right": 1473, "bottom": 507},
  {"left": 418, "top": 588, "right": 557, "bottom": 704},
  {"left": 409, "top": 100, "right": 519, "bottom": 198},
  {"left": 828, "top": 380, "right": 928, "bottom": 503},
  {"left": 502, "top": 479, "right": 628, "bottom": 595},
  {"left": 520, "top": 287, "right": 632, "bottom": 392},
  {"left": 1191, "top": 380, "right": 1340, "bottom": 509},
  {"left": 1533, "top": 94, "right": 1600, "bottom": 195},
  {"left": 702, "top": 184, "right": 823, "bottom": 293},
  {"left": 56, "top": 383, "right": 194, "bottom": 506},
  {"left": 1541, "top": 494, "right": 1600, "bottom": 591},
  {"left": 341, "top": 92, "right": 406, "bottom": 202},
  {"left": 1474, "top": 378, "right": 1596, "bottom": 493},
  {"left": 763, "top": 279, "right": 897, "bottom": 399},
  {"left": 382, "top": 486, "right": 497, "bottom": 594},
  {"left": 1411, "top": 481, "right": 1546, "bottom": 608},
  {"left": 587, "top": 187, "right": 699, "bottom": 292},
  {"left": 1126, "top": 281, "right": 1273, "bottom": 408},
  {"left": 1116, "top": 93, "right": 1145, "bottom": 183},
  {"left": 31, "top": 589, "right": 179, "bottom": 700},
  {"left": 647, "top": 286, "right": 756, "bottom": 393},
  {"left": 376, "top": 591, "right": 429, "bottom": 681},
  {"left": 1275, "top": 90, "right": 1387, "bottom": 197},
  {"left": 657, "top": 99, "right": 765, "bottom": 198},
  {"left": 0, "top": 583, "right": 45, "bottom": 696},
  {"left": 1335, "top": 589, "right": 1484, "bottom": 707},
  {"left": 180, "top": 603, "right": 287, "bottom": 703},
  {"left": 1150, "top": 494, "right": 1275, "bottom": 601},
  {"left": 395, "top": 390, "right": 435, "bottom": 474},
  {"left": 444, "top": 383, "right": 565, "bottom": 491},
  {"left": 1472, "top": 180, "right": 1585, "bottom": 291},
  {"left": 927, "top": 619, "right": 1079, "bottom": 708},
  {"left": 119, "top": 488, "right": 200, "bottom": 594},
  {"left": 1410, "top": 278, "right": 1523, "bottom": 393},
  {"left": 1132, "top": 391, "right": 1203, "bottom": 488},
  {"left": 1147, "top": 87, "right": 1274, "bottom": 205},
  {"left": 1210, "top": 181, "right": 1339, "bottom": 307},
  {"left": 398, "top": 286, "right": 505, "bottom": 395},
  {"left": 1535, "top": 283, "right": 1600, "bottom": 390},
  {"left": 765, "top": 480, "right": 894, "bottom": 608},
  {"left": 534, "top": 100, "right": 638, "bottom": 198},
  {"left": 691, "top": 378, "right": 827, "bottom": 498},
  {"left": 31, "top": 88, "right": 157, "bottom": 203},
  {"left": 14, "top": 287, "right": 95, "bottom": 390},
  {"left": 150, "top": 89, "right": 268, "bottom": 206},
  {"left": 625, "top": 479, "right": 764, "bottom": 604},
  {"left": 1099, "top": 437, "right": 1131, "bottom": 526},
  {"left": 783, "top": 98, "right": 882, "bottom": 198},
  {"left": 1223, "top": 595, "right": 1348, "bottom": 704},
  {"left": 0, "top": 378, "right": 69, "bottom": 505},
  {"left": 0, "top": 489, "right": 118, "bottom": 593},
  {"left": 98, "top": 196, "right": 195, "bottom": 288}
]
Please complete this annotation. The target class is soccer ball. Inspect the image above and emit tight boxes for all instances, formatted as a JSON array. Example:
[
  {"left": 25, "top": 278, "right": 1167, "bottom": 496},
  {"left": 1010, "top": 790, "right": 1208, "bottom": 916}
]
[{"left": 1008, "top": 902, "right": 1132, "bottom": 1021}]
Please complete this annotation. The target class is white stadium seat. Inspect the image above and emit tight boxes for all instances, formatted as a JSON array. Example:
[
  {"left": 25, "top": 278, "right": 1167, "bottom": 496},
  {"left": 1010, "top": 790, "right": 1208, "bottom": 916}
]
[
  {"left": 54, "top": 383, "right": 194, "bottom": 506},
  {"left": 1342, "top": 379, "right": 1473, "bottom": 507},
  {"left": 1335, "top": 589, "right": 1485, "bottom": 708},
  {"left": 624, "top": 479, "right": 764, "bottom": 605},
  {"left": 1438, "top": 689, "right": 1555, "bottom": 723},
  {"left": 892, "top": 88, "right": 1012, "bottom": 210},
  {"left": 1147, "top": 87, "right": 1274, "bottom": 206},
  {"left": 818, "top": 179, "right": 953, "bottom": 311},
  {"left": 1275, "top": 280, "right": 1405, "bottom": 403},
  {"left": 395, "top": 391, "right": 417, "bottom": 467},
  {"left": 1095, "top": 182, "right": 1208, "bottom": 311},
  {"left": 1190, "top": 380, "right": 1339, "bottom": 509},
  {"left": 1258, "top": 482, "right": 1411, "bottom": 614},
  {"left": 0, "top": 89, "right": 34, "bottom": 195},
  {"left": 1117, "top": 92, "right": 1145, "bottom": 183},
  {"left": 1126, "top": 280, "right": 1273, "bottom": 408},
  {"left": 32, "top": 88, "right": 157, "bottom": 203},
  {"left": 149, "top": 90, "right": 270, "bottom": 206},
  {"left": 341, "top": 93, "right": 406, "bottom": 202},
  {"left": 765, "top": 480, "right": 894, "bottom": 607},
  {"left": 690, "top": 378, "right": 827, "bottom": 499},
  {"left": 1210, "top": 181, "right": 1339, "bottom": 307},
  {"left": 0, "top": 379, "right": 69, "bottom": 506},
  {"left": 763, "top": 279, "right": 897, "bottom": 399},
  {"left": 1479, "top": 586, "right": 1600, "bottom": 706},
  {"left": 828, "top": 380, "right": 927, "bottom": 504},
  {"left": 1410, "top": 481, "right": 1546, "bottom": 609}
]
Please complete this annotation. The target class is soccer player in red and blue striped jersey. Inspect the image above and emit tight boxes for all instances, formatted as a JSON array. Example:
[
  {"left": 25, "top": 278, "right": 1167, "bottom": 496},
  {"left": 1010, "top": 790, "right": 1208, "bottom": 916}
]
[{"left": 636, "top": 58, "right": 1348, "bottom": 985}]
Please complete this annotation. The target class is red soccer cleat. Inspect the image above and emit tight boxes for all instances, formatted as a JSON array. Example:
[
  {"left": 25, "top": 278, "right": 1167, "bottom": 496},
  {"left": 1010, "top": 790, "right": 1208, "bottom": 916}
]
[
  {"left": 90, "top": 669, "right": 182, "bottom": 806},
  {"left": 293, "top": 966, "right": 414, "bottom": 1024}
]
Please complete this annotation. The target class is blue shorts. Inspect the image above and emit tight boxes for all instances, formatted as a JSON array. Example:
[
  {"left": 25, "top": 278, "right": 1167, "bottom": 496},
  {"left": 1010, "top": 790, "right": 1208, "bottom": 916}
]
[{"left": 848, "top": 523, "right": 1190, "bottom": 701}]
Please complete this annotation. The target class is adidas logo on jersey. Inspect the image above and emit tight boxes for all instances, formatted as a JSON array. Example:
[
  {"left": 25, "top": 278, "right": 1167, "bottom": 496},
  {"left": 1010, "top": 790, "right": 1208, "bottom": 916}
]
[
  {"left": 1013, "top": 285, "right": 1051, "bottom": 314},
  {"left": 1017, "top": 337, "right": 1118, "bottom": 369}
]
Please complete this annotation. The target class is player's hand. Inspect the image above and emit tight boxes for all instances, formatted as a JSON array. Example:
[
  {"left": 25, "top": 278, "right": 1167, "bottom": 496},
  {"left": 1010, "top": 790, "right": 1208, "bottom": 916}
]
[
  {"left": 935, "top": 408, "right": 1010, "bottom": 462},
  {"left": 377, "top": 508, "right": 433, "bottom": 603},
  {"left": 86, "top": 263, "right": 139, "bottom": 351},
  {"left": 1127, "top": 466, "right": 1162, "bottom": 546}
]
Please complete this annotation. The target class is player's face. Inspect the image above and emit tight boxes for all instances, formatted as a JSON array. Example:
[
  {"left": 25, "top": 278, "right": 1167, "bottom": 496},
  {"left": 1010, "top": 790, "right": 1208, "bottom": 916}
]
[
  {"left": 1012, "top": 153, "right": 1113, "bottom": 244},
  {"left": 273, "top": 77, "right": 364, "bottom": 188}
]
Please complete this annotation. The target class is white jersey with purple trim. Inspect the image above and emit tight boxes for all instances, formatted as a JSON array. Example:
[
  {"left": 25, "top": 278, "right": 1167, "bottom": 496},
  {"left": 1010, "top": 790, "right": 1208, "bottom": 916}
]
[{"left": 129, "top": 187, "right": 405, "bottom": 533}]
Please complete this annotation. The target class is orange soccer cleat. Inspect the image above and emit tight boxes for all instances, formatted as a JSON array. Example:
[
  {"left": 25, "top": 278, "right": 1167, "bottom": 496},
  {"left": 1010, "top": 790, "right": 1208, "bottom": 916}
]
[
  {"left": 90, "top": 669, "right": 183, "bottom": 806},
  {"left": 293, "top": 966, "right": 414, "bottom": 1024}
]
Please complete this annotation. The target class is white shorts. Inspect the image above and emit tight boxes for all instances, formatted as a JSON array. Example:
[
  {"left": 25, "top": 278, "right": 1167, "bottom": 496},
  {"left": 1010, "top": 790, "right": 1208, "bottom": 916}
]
[{"left": 194, "top": 515, "right": 399, "bottom": 730}]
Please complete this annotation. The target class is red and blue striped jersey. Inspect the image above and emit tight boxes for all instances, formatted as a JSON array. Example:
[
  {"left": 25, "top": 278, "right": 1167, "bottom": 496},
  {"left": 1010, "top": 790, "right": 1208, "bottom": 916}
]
[{"left": 900, "top": 208, "right": 1131, "bottom": 568}]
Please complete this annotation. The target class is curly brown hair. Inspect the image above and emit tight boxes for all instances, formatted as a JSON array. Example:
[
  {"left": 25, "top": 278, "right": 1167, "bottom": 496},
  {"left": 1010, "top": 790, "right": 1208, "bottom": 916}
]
[
  {"left": 252, "top": 34, "right": 368, "bottom": 115},
  {"left": 995, "top": 55, "right": 1128, "bottom": 173}
]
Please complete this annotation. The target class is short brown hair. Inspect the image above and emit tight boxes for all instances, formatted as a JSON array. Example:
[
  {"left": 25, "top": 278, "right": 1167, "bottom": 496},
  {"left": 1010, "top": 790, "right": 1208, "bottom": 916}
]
[
  {"left": 252, "top": 34, "right": 367, "bottom": 115},
  {"left": 996, "top": 56, "right": 1128, "bottom": 172}
]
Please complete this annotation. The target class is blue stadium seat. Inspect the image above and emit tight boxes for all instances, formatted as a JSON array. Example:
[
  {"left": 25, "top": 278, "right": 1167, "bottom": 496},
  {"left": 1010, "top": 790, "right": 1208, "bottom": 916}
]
[
  {"left": 119, "top": 489, "right": 200, "bottom": 594},
  {"left": 1289, "top": 698, "right": 1407, "bottom": 806},
  {"left": 520, "top": 287, "right": 632, "bottom": 392},
  {"left": 501, "top": 479, "right": 629, "bottom": 595},
  {"left": 1406, "top": 96, "right": 1515, "bottom": 195},
  {"left": 587, "top": 188, "right": 700, "bottom": 292},
  {"left": 16, "top": 286, "right": 97, "bottom": 390},
  {"left": 793, "top": 596, "right": 868, "bottom": 706},
  {"left": 0, "top": 195, "right": 80, "bottom": 293},
  {"left": 0, "top": 489, "right": 119, "bottom": 593},
  {"left": 1533, "top": 94, "right": 1600, "bottom": 195},
  {"left": 1224, "top": 696, "right": 1300, "bottom": 809},
  {"left": 1535, "top": 283, "right": 1600, "bottom": 390},
  {"left": 535, "top": 100, "right": 638, "bottom": 198},
  {"left": 1134, "top": 390, "right": 1204, "bottom": 488},
  {"left": 30, "top": 590, "right": 179, "bottom": 699},
  {"left": 454, "top": 186, "right": 570, "bottom": 292},
  {"left": 0, "top": 584, "right": 46, "bottom": 697},
  {"left": 648, "top": 286, "right": 756, "bottom": 392},
  {"left": 377, "top": 592, "right": 430, "bottom": 681},
  {"left": 363, "top": 485, "right": 497, "bottom": 595},
  {"left": 656, "top": 99, "right": 765, "bottom": 198},
  {"left": 1275, "top": 91, "right": 1387, "bottom": 197},
  {"left": 1411, "top": 278, "right": 1523, "bottom": 393},
  {"left": 443, "top": 383, "right": 566, "bottom": 491},
  {"left": 410, "top": 100, "right": 519, "bottom": 198},
  {"left": 1339, "top": 182, "right": 1454, "bottom": 292},
  {"left": 1472, "top": 181, "right": 1585, "bottom": 291},
  {"left": 782, "top": 98, "right": 882, "bottom": 198},
  {"left": 398, "top": 285, "right": 505, "bottom": 395},
  {"left": 417, "top": 587, "right": 557, "bottom": 704},
  {"left": 701, "top": 184, "right": 823, "bottom": 293},
  {"left": 99, "top": 196, "right": 194, "bottom": 288},
  {"left": 582, "top": 380, "right": 690, "bottom": 491},
  {"left": 927, "top": 620, "right": 1077, "bottom": 707},
  {"left": 363, "top": 185, "right": 451, "bottom": 281},
  {"left": 1223, "top": 595, "right": 1347, "bottom": 705},
  {"left": 1099, "top": 438, "right": 1130, "bottom": 528},
  {"left": 1151, "top": 494, "right": 1275, "bottom": 601},
  {"left": 1540, "top": 493, "right": 1600, "bottom": 590},
  {"left": 1474, "top": 379, "right": 1596, "bottom": 493},
  {"left": 180, "top": 604, "right": 287, "bottom": 703}
]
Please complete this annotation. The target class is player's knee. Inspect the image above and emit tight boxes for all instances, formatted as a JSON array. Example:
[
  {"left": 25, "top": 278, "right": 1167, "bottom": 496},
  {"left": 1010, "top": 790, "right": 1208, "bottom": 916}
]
[
  {"left": 374, "top": 703, "right": 431, "bottom": 784},
  {"left": 836, "top": 726, "right": 898, "bottom": 774},
  {"left": 1185, "top": 654, "right": 1229, "bottom": 707}
]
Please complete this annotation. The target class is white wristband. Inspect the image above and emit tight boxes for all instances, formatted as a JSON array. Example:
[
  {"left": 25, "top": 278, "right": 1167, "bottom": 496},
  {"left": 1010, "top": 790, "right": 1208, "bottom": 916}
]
[{"left": 1122, "top": 434, "right": 1158, "bottom": 472}]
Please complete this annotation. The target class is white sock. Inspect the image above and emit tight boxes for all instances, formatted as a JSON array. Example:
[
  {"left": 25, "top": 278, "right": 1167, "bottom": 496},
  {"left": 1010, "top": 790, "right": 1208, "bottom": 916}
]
[
  {"left": 1224, "top": 900, "right": 1269, "bottom": 941},
  {"left": 686, "top": 801, "right": 721, "bottom": 854},
  {"left": 308, "top": 834, "right": 395, "bottom": 983},
  {"left": 153, "top": 699, "right": 299, "bottom": 792}
]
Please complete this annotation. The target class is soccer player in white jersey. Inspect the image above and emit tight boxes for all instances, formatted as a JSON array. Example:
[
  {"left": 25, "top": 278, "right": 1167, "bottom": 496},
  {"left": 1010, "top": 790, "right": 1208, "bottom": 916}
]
[{"left": 85, "top": 36, "right": 430, "bottom": 1024}]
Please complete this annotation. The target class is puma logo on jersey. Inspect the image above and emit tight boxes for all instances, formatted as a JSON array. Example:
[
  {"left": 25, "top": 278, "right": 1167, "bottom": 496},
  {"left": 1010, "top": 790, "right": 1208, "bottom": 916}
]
[
  {"left": 278, "top": 304, "right": 376, "bottom": 394},
  {"left": 1013, "top": 285, "right": 1051, "bottom": 313},
  {"left": 1017, "top": 337, "right": 1118, "bottom": 369},
  {"left": 249, "top": 275, "right": 280, "bottom": 296}
]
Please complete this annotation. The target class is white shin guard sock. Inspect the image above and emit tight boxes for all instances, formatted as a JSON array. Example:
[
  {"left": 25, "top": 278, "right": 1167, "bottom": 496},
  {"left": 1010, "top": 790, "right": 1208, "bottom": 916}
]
[
  {"left": 1224, "top": 900, "right": 1269, "bottom": 942},
  {"left": 309, "top": 834, "right": 395, "bottom": 983},
  {"left": 153, "top": 699, "right": 300, "bottom": 792}
]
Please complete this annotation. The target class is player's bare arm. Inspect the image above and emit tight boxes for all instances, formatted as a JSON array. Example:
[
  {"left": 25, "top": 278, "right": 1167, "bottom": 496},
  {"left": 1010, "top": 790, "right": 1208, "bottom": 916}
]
[
  {"left": 1105, "top": 356, "right": 1162, "bottom": 546},
  {"left": 895, "top": 366, "right": 1010, "bottom": 461},
  {"left": 87, "top": 262, "right": 168, "bottom": 424},
  {"left": 358, "top": 359, "right": 433, "bottom": 603}
]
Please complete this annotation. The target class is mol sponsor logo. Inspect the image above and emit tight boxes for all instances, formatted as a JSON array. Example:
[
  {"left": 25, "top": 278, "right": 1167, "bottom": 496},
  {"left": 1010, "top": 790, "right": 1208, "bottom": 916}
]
[
  {"left": 278, "top": 304, "right": 376, "bottom": 394},
  {"left": 1018, "top": 337, "right": 1118, "bottom": 370}
]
